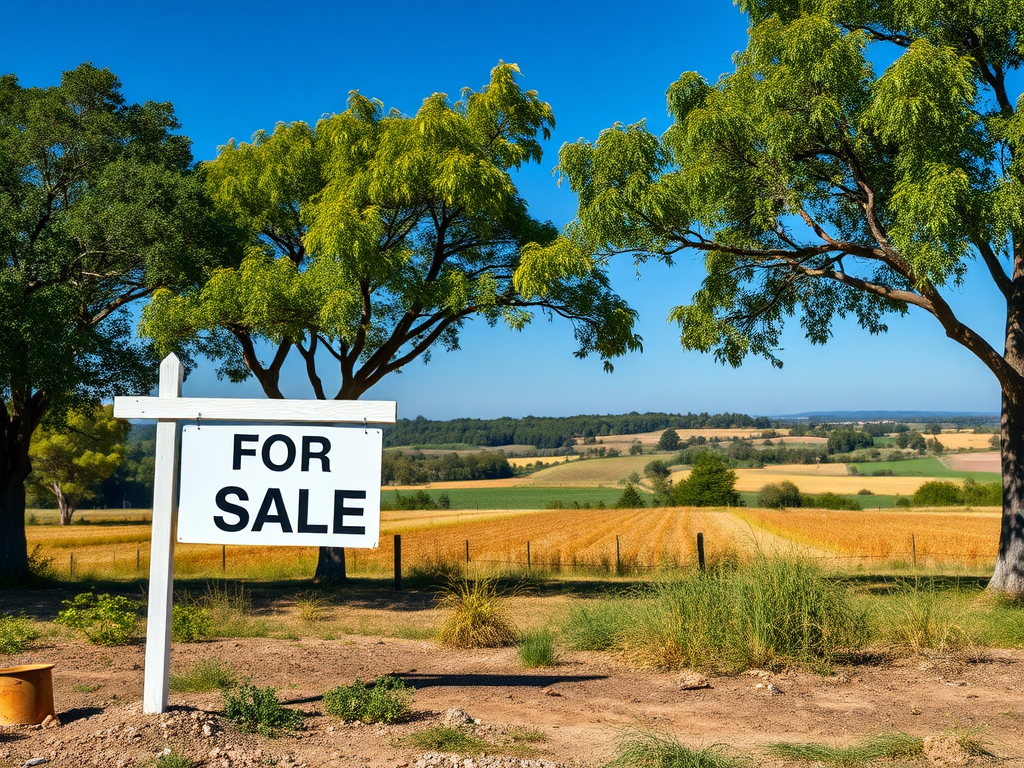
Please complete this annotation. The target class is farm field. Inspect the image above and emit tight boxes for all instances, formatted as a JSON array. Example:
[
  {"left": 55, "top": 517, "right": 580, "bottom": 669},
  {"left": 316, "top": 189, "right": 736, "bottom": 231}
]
[
  {"left": 846, "top": 455, "right": 1001, "bottom": 481},
  {"left": 26, "top": 504, "right": 1003, "bottom": 581},
  {"left": 384, "top": 486, "right": 641, "bottom": 510}
]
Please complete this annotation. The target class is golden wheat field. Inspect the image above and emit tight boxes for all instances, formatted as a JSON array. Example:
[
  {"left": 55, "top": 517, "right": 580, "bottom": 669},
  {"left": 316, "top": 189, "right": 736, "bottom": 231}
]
[
  {"left": 26, "top": 503, "right": 1003, "bottom": 581},
  {"left": 667, "top": 466, "right": 944, "bottom": 495},
  {"left": 733, "top": 508, "right": 1001, "bottom": 566}
]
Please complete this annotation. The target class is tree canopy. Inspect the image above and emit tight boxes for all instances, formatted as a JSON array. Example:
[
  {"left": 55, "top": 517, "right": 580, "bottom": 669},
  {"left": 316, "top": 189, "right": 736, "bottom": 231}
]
[
  {"left": 0, "top": 63, "right": 231, "bottom": 580},
  {"left": 141, "top": 63, "right": 640, "bottom": 401},
  {"left": 556, "top": 1, "right": 1024, "bottom": 593}
]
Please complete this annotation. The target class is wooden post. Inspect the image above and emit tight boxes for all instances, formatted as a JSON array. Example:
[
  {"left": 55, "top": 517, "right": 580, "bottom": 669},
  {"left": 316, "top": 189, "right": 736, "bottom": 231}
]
[
  {"left": 143, "top": 354, "right": 183, "bottom": 714},
  {"left": 394, "top": 534, "right": 402, "bottom": 590},
  {"left": 69, "top": 552, "right": 74, "bottom": 578},
  {"left": 911, "top": 534, "right": 917, "bottom": 568},
  {"left": 465, "top": 539, "right": 470, "bottom": 564},
  {"left": 697, "top": 532, "right": 706, "bottom": 572},
  {"left": 222, "top": 545, "right": 226, "bottom": 572},
  {"left": 136, "top": 548, "right": 140, "bottom": 571},
  {"left": 615, "top": 535, "right": 621, "bottom": 574},
  {"left": 527, "top": 541, "right": 531, "bottom": 571}
]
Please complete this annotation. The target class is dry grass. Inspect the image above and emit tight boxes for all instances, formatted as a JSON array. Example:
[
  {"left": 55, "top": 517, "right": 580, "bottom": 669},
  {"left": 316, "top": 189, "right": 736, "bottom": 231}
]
[
  {"left": 931, "top": 432, "right": 997, "bottom": 451},
  {"left": 734, "top": 508, "right": 1001, "bottom": 567}
]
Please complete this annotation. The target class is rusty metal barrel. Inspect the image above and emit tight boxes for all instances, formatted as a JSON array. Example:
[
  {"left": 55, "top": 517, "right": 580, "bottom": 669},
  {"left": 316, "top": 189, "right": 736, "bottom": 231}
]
[{"left": 0, "top": 664, "right": 55, "bottom": 725}]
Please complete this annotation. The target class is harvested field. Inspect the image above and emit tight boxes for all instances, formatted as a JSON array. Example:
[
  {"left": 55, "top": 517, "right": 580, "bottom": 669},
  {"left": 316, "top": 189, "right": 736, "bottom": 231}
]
[
  {"left": 670, "top": 467, "right": 936, "bottom": 495},
  {"left": 943, "top": 451, "right": 1001, "bottom": 472},
  {"left": 930, "top": 431, "right": 998, "bottom": 450},
  {"left": 734, "top": 507, "right": 1002, "bottom": 566}
]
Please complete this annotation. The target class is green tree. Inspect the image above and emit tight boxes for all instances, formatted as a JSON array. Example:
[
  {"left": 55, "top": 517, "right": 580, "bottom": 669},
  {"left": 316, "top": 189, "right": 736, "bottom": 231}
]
[
  {"left": 141, "top": 63, "right": 640, "bottom": 583},
  {"left": 656, "top": 428, "right": 681, "bottom": 452},
  {"left": 29, "top": 405, "right": 128, "bottom": 525},
  {"left": 556, "top": 3, "right": 1024, "bottom": 593},
  {"left": 757, "top": 480, "right": 802, "bottom": 509},
  {"left": 616, "top": 484, "right": 646, "bottom": 508},
  {"left": 0, "top": 65, "right": 230, "bottom": 581},
  {"left": 826, "top": 429, "right": 874, "bottom": 455},
  {"left": 673, "top": 453, "right": 740, "bottom": 507}
]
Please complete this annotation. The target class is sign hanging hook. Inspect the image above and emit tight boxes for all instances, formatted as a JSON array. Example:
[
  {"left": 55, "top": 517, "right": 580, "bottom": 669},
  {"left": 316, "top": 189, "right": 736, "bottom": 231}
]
[
  {"left": 363, "top": 417, "right": 368, "bottom": 434},
  {"left": 196, "top": 412, "right": 202, "bottom": 430}
]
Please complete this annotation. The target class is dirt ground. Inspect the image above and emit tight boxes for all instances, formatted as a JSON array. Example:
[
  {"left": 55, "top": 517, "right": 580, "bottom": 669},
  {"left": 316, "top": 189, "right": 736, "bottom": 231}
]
[{"left": 1, "top": 586, "right": 1023, "bottom": 768}]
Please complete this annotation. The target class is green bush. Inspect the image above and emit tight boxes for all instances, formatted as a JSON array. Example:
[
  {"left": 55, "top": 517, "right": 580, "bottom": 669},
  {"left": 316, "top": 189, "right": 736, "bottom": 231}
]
[
  {"left": 913, "top": 481, "right": 964, "bottom": 506},
  {"left": 801, "top": 492, "right": 861, "bottom": 510},
  {"left": 673, "top": 452, "right": 739, "bottom": 507},
  {"left": 756, "top": 481, "right": 801, "bottom": 508},
  {"left": 171, "top": 604, "right": 212, "bottom": 642},
  {"left": 0, "top": 613, "right": 38, "bottom": 654},
  {"left": 55, "top": 592, "right": 139, "bottom": 646},
  {"left": 963, "top": 478, "right": 1002, "bottom": 506},
  {"left": 222, "top": 683, "right": 303, "bottom": 736},
  {"left": 322, "top": 675, "right": 413, "bottom": 723},
  {"left": 616, "top": 484, "right": 646, "bottom": 508},
  {"left": 517, "top": 629, "right": 557, "bottom": 668},
  {"left": 894, "top": 497, "right": 913, "bottom": 508}
]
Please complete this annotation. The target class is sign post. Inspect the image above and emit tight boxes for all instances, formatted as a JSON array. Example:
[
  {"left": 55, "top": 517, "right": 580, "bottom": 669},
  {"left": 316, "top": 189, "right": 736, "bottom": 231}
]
[{"left": 114, "top": 354, "right": 396, "bottom": 714}]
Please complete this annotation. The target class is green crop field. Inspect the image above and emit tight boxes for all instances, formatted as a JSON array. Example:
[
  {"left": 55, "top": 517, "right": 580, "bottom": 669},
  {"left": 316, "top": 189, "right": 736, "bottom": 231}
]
[
  {"left": 848, "top": 456, "right": 1000, "bottom": 482},
  {"left": 737, "top": 492, "right": 902, "bottom": 509},
  {"left": 382, "top": 485, "right": 650, "bottom": 510}
]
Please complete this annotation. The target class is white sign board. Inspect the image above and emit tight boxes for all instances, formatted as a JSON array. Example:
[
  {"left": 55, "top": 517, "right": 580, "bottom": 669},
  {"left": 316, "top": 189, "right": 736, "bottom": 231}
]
[{"left": 177, "top": 424, "right": 382, "bottom": 548}]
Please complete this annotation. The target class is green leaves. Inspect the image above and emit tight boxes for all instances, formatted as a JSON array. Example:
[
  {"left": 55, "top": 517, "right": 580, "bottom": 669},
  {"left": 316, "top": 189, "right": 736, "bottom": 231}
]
[{"left": 144, "top": 63, "right": 639, "bottom": 399}]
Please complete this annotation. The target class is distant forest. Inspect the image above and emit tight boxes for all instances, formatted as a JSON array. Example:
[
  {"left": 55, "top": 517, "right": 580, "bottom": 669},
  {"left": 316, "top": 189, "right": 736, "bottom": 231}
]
[{"left": 383, "top": 412, "right": 774, "bottom": 450}]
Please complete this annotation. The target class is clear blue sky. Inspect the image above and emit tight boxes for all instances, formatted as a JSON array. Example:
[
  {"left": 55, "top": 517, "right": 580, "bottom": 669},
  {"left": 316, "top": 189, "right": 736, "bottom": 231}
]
[{"left": 0, "top": 1, "right": 1005, "bottom": 419}]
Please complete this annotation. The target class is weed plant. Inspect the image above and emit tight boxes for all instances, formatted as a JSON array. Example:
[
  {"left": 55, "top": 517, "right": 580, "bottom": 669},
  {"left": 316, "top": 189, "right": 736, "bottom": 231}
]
[
  {"left": 202, "top": 582, "right": 269, "bottom": 638},
  {"left": 517, "top": 629, "right": 557, "bottom": 667},
  {"left": 562, "top": 597, "right": 635, "bottom": 651},
  {"left": 564, "top": 554, "right": 865, "bottom": 672},
  {"left": 168, "top": 659, "right": 236, "bottom": 693},
  {"left": 766, "top": 732, "right": 923, "bottom": 766},
  {"left": 606, "top": 730, "right": 750, "bottom": 768},
  {"left": 222, "top": 682, "right": 303, "bottom": 737},
  {"left": 54, "top": 592, "right": 139, "bottom": 646},
  {"left": 322, "top": 675, "right": 413, "bottom": 723},
  {"left": 171, "top": 603, "right": 212, "bottom": 643},
  {"left": 436, "top": 576, "right": 519, "bottom": 648},
  {"left": 878, "top": 582, "right": 971, "bottom": 653},
  {"left": 0, "top": 613, "right": 39, "bottom": 654},
  {"left": 294, "top": 591, "right": 330, "bottom": 624},
  {"left": 402, "top": 725, "right": 490, "bottom": 754}
]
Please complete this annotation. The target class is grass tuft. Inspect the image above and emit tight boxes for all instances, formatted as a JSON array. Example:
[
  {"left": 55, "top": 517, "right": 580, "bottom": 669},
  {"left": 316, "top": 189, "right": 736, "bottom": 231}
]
[
  {"left": 402, "top": 725, "right": 490, "bottom": 754},
  {"left": 766, "top": 732, "right": 923, "bottom": 766},
  {"left": 879, "top": 583, "right": 970, "bottom": 653},
  {"left": 517, "top": 628, "right": 558, "bottom": 667},
  {"left": 436, "top": 576, "right": 519, "bottom": 648},
  {"left": 222, "top": 682, "right": 303, "bottom": 737},
  {"left": 201, "top": 581, "right": 269, "bottom": 638},
  {"left": 169, "top": 659, "right": 236, "bottom": 693},
  {"left": 606, "top": 730, "right": 749, "bottom": 768},
  {"left": 294, "top": 590, "right": 330, "bottom": 624}
]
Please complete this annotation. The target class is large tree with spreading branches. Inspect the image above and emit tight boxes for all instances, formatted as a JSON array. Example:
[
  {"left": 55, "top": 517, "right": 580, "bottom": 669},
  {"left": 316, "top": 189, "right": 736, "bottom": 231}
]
[
  {"left": 0, "top": 64, "right": 232, "bottom": 582},
  {"left": 141, "top": 63, "right": 641, "bottom": 582},
  {"left": 554, "top": 1, "right": 1024, "bottom": 593}
]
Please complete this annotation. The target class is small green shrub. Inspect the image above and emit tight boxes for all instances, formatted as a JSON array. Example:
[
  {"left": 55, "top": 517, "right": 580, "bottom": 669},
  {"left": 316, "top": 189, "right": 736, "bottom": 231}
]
[
  {"left": 222, "top": 682, "right": 303, "bottom": 736},
  {"left": 0, "top": 613, "right": 39, "bottom": 654},
  {"left": 55, "top": 592, "right": 139, "bottom": 646},
  {"left": 436, "top": 577, "right": 519, "bottom": 648},
  {"left": 26, "top": 545, "right": 56, "bottom": 580},
  {"left": 517, "top": 629, "right": 557, "bottom": 668},
  {"left": 766, "top": 731, "right": 923, "bottom": 766},
  {"left": 152, "top": 752, "right": 195, "bottom": 768},
  {"left": 322, "top": 675, "right": 412, "bottom": 723},
  {"left": 171, "top": 604, "right": 212, "bottom": 643},
  {"left": 294, "top": 591, "right": 330, "bottom": 624},
  {"left": 757, "top": 481, "right": 801, "bottom": 509},
  {"left": 169, "top": 659, "right": 236, "bottom": 692},
  {"left": 913, "top": 481, "right": 964, "bottom": 506},
  {"left": 894, "top": 496, "right": 913, "bottom": 508}
]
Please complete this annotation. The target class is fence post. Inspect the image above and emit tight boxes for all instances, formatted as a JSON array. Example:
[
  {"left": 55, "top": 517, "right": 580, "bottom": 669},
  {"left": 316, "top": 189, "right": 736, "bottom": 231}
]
[
  {"left": 465, "top": 539, "right": 470, "bottom": 564},
  {"left": 911, "top": 534, "right": 917, "bottom": 569},
  {"left": 394, "top": 534, "right": 402, "bottom": 590},
  {"left": 615, "top": 535, "right": 621, "bottom": 575},
  {"left": 70, "top": 552, "right": 74, "bottom": 578},
  {"left": 696, "top": 532, "right": 706, "bottom": 572},
  {"left": 527, "top": 541, "right": 531, "bottom": 571},
  {"left": 222, "top": 545, "right": 226, "bottom": 572},
  {"left": 136, "top": 548, "right": 140, "bottom": 572}
]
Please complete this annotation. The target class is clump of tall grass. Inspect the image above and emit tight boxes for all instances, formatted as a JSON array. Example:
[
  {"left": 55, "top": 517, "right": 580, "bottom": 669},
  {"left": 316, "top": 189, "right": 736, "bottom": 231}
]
[
  {"left": 201, "top": 581, "right": 269, "bottom": 638},
  {"left": 517, "top": 629, "right": 557, "bottom": 668},
  {"left": 564, "top": 554, "right": 865, "bottom": 672},
  {"left": 766, "top": 732, "right": 923, "bottom": 766},
  {"left": 436, "top": 576, "right": 519, "bottom": 648},
  {"left": 878, "top": 582, "right": 971, "bottom": 654},
  {"left": 168, "top": 659, "right": 236, "bottom": 692},
  {"left": 293, "top": 590, "right": 330, "bottom": 624},
  {"left": 606, "top": 730, "right": 750, "bottom": 768},
  {"left": 407, "top": 551, "right": 465, "bottom": 587}
]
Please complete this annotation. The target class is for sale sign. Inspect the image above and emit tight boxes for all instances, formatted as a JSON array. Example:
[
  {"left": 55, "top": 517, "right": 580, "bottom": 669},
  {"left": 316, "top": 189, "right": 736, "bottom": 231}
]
[{"left": 177, "top": 424, "right": 382, "bottom": 548}]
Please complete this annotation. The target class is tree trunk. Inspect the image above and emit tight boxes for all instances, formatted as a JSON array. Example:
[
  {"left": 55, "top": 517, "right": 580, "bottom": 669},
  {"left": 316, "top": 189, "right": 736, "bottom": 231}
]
[
  {"left": 314, "top": 546, "right": 346, "bottom": 583},
  {"left": 0, "top": 432, "right": 33, "bottom": 584},
  {"left": 55, "top": 485, "right": 74, "bottom": 526},
  {"left": 989, "top": 390, "right": 1024, "bottom": 593}
]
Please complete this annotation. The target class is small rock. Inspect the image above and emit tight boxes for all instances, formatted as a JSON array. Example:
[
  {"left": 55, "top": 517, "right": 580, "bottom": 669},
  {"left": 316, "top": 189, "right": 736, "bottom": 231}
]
[
  {"left": 767, "top": 683, "right": 784, "bottom": 695},
  {"left": 543, "top": 688, "right": 562, "bottom": 697},
  {"left": 443, "top": 708, "right": 474, "bottom": 727},
  {"left": 676, "top": 671, "right": 711, "bottom": 690},
  {"left": 23, "top": 759, "right": 49, "bottom": 767},
  {"left": 202, "top": 723, "right": 212, "bottom": 737}
]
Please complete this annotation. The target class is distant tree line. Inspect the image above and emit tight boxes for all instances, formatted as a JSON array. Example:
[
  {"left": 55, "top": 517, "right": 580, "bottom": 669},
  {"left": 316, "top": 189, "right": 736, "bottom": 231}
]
[
  {"left": 384, "top": 412, "right": 773, "bottom": 449},
  {"left": 381, "top": 451, "right": 513, "bottom": 486}
]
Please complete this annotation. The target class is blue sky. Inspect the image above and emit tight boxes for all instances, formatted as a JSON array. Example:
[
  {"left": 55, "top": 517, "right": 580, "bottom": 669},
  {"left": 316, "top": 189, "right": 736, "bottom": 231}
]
[{"left": 0, "top": 1, "right": 1005, "bottom": 419}]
